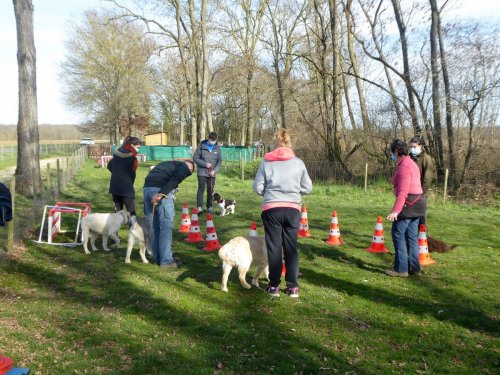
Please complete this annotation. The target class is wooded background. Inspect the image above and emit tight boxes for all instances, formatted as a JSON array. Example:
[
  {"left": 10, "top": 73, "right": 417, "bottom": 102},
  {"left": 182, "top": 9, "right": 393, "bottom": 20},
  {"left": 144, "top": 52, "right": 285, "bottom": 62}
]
[{"left": 11, "top": 0, "right": 500, "bottom": 198}]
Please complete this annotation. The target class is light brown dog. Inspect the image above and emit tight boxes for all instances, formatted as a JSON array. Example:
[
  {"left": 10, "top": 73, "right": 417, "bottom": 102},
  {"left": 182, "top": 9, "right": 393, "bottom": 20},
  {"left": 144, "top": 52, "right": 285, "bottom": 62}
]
[
  {"left": 125, "top": 216, "right": 153, "bottom": 263},
  {"left": 218, "top": 236, "right": 269, "bottom": 292}
]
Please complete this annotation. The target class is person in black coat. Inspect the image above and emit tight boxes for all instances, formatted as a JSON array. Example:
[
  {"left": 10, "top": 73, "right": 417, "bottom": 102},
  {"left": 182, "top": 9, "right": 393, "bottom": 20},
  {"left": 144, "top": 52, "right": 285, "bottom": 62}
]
[
  {"left": 192, "top": 132, "right": 222, "bottom": 214},
  {"left": 107, "top": 136, "right": 142, "bottom": 224},
  {"left": 0, "top": 182, "right": 13, "bottom": 227}
]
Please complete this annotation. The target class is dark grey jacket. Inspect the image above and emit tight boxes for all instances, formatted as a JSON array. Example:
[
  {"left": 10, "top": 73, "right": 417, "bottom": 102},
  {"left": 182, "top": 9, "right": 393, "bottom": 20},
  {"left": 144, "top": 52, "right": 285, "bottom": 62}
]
[{"left": 193, "top": 140, "right": 222, "bottom": 177}]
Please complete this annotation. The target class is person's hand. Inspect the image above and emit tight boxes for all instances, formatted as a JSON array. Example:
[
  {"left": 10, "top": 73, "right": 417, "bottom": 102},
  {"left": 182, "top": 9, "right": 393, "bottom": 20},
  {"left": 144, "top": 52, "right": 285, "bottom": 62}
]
[
  {"left": 152, "top": 193, "right": 164, "bottom": 205},
  {"left": 387, "top": 212, "right": 398, "bottom": 222},
  {"left": 206, "top": 162, "right": 212, "bottom": 169},
  {"left": 209, "top": 170, "right": 216, "bottom": 177}
]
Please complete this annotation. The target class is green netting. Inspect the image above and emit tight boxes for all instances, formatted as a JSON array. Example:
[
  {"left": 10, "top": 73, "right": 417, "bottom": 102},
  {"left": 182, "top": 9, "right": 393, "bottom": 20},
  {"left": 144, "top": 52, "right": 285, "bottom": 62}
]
[
  {"left": 111, "top": 145, "right": 192, "bottom": 161},
  {"left": 111, "top": 145, "right": 258, "bottom": 161},
  {"left": 219, "top": 146, "right": 257, "bottom": 161}
]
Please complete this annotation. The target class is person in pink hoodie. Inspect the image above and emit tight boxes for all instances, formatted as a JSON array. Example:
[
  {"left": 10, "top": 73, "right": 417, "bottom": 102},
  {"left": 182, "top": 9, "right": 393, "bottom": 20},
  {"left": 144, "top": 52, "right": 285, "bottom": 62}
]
[
  {"left": 385, "top": 139, "right": 426, "bottom": 277},
  {"left": 253, "top": 129, "right": 312, "bottom": 297}
]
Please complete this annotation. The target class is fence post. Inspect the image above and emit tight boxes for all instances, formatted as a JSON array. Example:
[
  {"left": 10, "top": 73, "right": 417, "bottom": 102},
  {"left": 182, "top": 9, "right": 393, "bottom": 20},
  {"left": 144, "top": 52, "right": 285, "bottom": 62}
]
[
  {"left": 364, "top": 163, "right": 368, "bottom": 191},
  {"left": 46, "top": 163, "right": 51, "bottom": 199},
  {"left": 443, "top": 168, "right": 449, "bottom": 203},
  {"left": 241, "top": 156, "right": 245, "bottom": 181},
  {"left": 7, "top": 178, "right": 15, "bottom": 252},
  {"left": 56, "top": 159, "right": 61, "bottom": 195}
]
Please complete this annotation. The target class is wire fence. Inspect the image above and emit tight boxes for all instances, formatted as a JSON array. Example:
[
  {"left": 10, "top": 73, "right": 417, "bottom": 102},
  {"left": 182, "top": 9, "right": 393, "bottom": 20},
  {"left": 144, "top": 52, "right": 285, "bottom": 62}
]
[{"left": 0, "top": 147, "right": 87, "bottom": 252}]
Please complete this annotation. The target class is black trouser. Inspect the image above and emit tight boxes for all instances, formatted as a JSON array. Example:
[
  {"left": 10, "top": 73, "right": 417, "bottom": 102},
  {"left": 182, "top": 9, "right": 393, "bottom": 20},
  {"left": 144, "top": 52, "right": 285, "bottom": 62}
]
[
  {"left": 261, "top": 207, "right": 301, "bottom": 288},
  {"left": 112, "top": 195, "right": 136, "bottom": 216},
  {"left": 197, "top": 175, "right": 216, "bottom": 209}
]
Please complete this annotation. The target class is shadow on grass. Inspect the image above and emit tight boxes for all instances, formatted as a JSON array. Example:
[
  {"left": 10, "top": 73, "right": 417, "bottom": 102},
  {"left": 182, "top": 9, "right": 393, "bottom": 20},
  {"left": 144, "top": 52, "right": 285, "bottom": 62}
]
[
  {"left": 2, "top": 245, "right": 368, "bottom": 375},
  {"left": 300, "top": 266, "right": 498, "bottom": 336}
]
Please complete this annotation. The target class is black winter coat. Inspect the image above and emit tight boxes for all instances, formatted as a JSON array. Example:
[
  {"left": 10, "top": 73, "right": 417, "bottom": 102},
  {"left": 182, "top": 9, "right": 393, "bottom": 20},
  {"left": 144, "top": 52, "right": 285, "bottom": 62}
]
[
  {"left": 107, "top": 147, "right": 137, "bottom": 198},
  {"left": 193, "top": 140, "right": 222, "bottom": 177},
  {"left": 144, "top": 161, "right": 192, "bottom": 195},
  {"left": 0, "top": 182, "right": 13, "bottom": 227}
]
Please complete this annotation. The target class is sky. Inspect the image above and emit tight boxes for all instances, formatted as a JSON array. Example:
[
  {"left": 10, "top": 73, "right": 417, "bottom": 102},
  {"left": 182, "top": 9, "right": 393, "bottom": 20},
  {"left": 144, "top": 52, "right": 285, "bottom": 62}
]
[{"left": 0, "top": 0, "right": 499, "bottom": 125}]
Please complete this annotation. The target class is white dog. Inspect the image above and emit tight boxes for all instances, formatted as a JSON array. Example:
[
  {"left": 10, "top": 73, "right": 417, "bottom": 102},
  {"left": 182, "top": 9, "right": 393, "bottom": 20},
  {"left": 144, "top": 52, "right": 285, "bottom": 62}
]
[
  {"left": 125, "top": 216, "right": 153, "bottom": 263},
  {"left": 218, "top": 236, "right": 269, "bottom": 292},
  {"left": 81, "top": 210, "right": 130, "bottom": 254}
]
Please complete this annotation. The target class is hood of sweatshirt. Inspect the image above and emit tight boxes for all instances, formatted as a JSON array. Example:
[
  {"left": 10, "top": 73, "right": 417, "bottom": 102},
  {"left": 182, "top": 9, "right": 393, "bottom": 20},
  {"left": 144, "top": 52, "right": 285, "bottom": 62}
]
[{"left": 264, "top": 147, "right": 295, "bottom": 161}]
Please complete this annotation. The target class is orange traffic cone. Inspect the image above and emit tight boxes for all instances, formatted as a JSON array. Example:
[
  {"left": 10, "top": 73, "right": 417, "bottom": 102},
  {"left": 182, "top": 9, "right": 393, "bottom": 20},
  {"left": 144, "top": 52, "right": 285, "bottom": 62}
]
[
  {"left": 418, "top": 224, "right": 436, "bottom": 266},
  {"left": 324, "top": 211, "right": 344, "bottom": 245},
  {"left": 281, "top": 260, "right": 286, "bottom": 276},
  {"left": 298, "top": 206, "right": 311, "bottom": 238},
  {"left": 203, "top": 213, "right": 222, "bottom": 251},
  {"left": 366, "top": 216, "right": 389, "bottom": 253},
  {"left": 178, "top": 201, "right": 191, "bottom": 233},
  {"left": 185, "top": 208, "right": 204, "bottom": 243},
  {"left": 249, "top": 221, "right": 257, "bottom": 236}
]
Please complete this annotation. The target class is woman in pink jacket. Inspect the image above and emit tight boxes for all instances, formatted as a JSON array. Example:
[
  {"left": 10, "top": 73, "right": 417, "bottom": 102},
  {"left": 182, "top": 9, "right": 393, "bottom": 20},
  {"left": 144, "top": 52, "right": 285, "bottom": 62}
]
[{"left": 385, "top": 139, "right": 426, "bottom": 277}]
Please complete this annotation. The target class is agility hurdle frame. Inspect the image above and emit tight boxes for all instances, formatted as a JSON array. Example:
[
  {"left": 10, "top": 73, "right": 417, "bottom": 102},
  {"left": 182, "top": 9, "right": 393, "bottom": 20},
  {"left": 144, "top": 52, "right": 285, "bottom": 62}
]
[{"left": 35, "top": 202, "right": 91, "bottom": 247}]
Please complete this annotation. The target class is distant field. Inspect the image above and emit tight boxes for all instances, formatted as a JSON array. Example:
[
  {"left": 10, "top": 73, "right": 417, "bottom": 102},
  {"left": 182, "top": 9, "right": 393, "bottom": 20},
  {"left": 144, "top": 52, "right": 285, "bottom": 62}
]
[{"left": 0, "top": 140, "right": 109, "bottom": 145}]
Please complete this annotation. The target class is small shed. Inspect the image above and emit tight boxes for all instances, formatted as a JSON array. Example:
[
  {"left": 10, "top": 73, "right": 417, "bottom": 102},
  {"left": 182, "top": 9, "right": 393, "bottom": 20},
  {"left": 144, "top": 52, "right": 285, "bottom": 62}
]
[{"left": 144, "top": 132, "right": 168, "bottom": 146}]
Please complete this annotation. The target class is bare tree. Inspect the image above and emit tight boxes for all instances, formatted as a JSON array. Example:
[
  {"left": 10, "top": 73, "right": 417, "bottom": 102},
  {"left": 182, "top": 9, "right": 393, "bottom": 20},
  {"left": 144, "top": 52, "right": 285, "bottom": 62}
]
[
  {"left": 13, "top": 0, "right": 42, "bottom": 196},
  {"left": 390, "top": 0, "right": 421, "bottom": 135},
  {"left": 60, "top": 10, "right": 156, "bottom": 144}
]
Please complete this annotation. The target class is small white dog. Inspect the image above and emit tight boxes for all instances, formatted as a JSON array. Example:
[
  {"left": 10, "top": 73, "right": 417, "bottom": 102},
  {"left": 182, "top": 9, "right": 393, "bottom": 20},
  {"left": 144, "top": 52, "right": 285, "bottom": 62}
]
[
  {"left": 81, "top": 210, "right": 130, "bottom": 254},
  {"left": 125, "top": 216, "right": 153, "bottom": 263},
  {"left": 218, "top": 236, "right": 269, "bottom": 292}
]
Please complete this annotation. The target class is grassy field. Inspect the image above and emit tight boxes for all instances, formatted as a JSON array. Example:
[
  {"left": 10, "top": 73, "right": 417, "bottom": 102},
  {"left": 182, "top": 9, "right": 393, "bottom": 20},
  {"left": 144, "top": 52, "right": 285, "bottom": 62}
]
[{"left": 0, "top": 160, "right": 499, "bottom": 374}]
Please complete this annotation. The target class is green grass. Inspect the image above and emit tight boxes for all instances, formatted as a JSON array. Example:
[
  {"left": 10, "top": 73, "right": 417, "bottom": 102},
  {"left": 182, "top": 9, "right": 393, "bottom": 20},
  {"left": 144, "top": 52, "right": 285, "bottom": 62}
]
[{"left": 0, "top": 160, "right": 499, "bottom": 374}]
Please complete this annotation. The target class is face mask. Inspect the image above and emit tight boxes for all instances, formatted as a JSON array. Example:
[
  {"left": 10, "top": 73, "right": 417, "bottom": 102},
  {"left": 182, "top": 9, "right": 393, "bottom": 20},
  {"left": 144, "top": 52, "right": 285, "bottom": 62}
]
[
  {"left": 132, "top": 145, "right": 141, "bottom": 152},
  {"left": 391, "top": 154, "right": 397, "bottom": 161},
  {"left": 410, "top": 147, "right": 421, "bottom": 156},
  {"left": 208, "top": 140, "right": 216, "bottom": 145}
]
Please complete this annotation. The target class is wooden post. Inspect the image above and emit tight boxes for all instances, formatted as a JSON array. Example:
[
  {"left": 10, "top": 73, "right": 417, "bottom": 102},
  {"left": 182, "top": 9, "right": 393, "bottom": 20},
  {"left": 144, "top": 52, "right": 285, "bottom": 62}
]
[
  {"left": 7, "top": 178, "right": 15, "bottom": 252},
  {"left": 56, "top": 159, "right": 61, "bottom": 195},
  {"left": 46, "top": 163, "right": 51, "bottom": 198},
  {"left": 443, "top": 168, "right": 449, "bottom": 203},
  {"left": 364, "top": 163, "right": 368, "bottom": 191}
]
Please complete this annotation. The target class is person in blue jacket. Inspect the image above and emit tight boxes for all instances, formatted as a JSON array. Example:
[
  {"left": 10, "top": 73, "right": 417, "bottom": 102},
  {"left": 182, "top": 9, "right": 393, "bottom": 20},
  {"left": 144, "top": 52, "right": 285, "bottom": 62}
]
[{"left": 193, "top": 132, "right": 222, "bottom": 214}]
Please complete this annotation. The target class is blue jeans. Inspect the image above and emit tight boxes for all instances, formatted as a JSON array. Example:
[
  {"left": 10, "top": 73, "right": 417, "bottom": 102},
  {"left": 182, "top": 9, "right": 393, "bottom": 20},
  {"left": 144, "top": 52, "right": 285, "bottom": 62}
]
[
  {"left": 143, "top": 187, "right": 175, "bottom": 266},
  {"left": 391, "top": 218, "right": 420, "bottom": 273}
]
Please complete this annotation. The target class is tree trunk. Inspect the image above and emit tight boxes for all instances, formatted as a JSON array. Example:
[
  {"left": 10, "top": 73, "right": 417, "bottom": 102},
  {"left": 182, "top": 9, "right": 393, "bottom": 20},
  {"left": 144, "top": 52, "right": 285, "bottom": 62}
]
[
  {"left": 345, "top": 0, "right": 369, "bottom": 130},
  {"left": 434, "top": 0, "right": 456, "bottom": 188},
  {"left": 13, "top": 0, "right": 42, "bottom": 196},
  {"left": 391, "top": 0, "right": 420, "bottom": 135},
  {"left": 429, "top": 0, "right": 445, "bottom": 180}
]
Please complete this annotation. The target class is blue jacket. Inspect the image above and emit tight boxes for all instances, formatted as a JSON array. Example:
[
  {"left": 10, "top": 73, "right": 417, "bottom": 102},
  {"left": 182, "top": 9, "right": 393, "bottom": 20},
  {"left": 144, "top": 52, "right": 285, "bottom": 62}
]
[
  {"left": 0, "top": 182, "right": 13, "bottom": 227},
  {"left": 193, "top": 140, "right": 222, "bottom": 177}
]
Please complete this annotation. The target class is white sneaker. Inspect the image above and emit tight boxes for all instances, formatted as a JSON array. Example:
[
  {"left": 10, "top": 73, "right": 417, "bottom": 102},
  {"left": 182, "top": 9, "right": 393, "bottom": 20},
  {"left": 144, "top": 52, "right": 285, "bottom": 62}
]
[{"left": 197, "top": 207, "right": 204, "bottom": 214}]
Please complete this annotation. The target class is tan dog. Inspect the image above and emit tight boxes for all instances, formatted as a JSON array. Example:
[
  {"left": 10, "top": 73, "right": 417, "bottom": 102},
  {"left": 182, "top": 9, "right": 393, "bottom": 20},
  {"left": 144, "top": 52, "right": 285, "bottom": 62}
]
[
  {"left": 125, "top": 216, "right": 153, "bottom": 263},
  {"left": 218, "top": 236, "right": 269, "bottom": 292},
  {"left": 81, "top": 210, "right": 130, "bottom": 254}
]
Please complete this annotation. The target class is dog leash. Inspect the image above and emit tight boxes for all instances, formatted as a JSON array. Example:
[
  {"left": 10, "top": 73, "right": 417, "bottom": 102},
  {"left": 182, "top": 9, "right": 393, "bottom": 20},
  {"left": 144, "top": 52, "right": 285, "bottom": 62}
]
[
  {"left": 151, "top": 193, "right": 167, "bottom": 227},
  {"left": 208, "top": 167, "right": 214, "bottom": 197}
]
